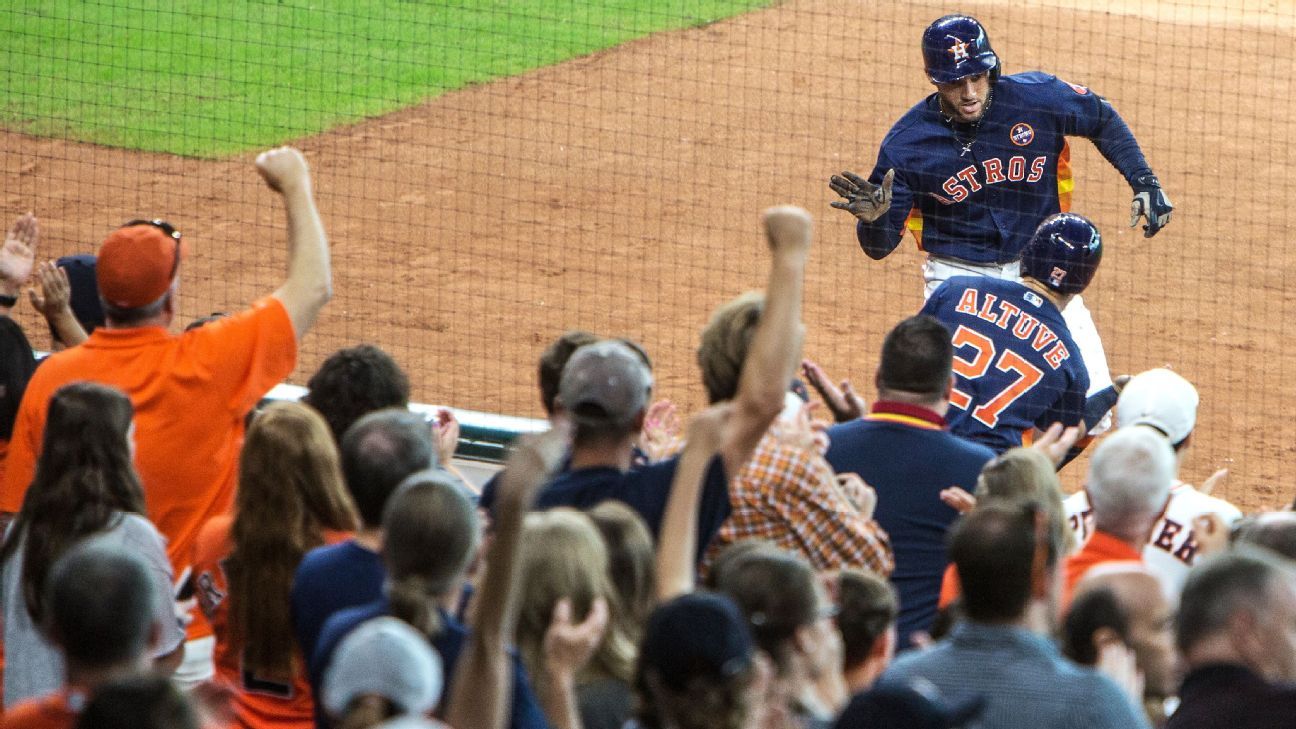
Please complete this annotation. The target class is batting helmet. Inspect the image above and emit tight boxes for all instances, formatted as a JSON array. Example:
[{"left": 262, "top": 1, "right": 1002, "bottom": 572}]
[
  {"left": 1020, "top": 213, "right": 1103, "bottom": 296},
  {"left": 922, "top": 15, "right": 1000, "bottom": 85}
]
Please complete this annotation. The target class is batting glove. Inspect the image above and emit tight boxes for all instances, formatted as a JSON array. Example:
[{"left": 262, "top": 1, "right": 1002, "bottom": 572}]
[{"left": 1130, "top": 174, "right": 1173, "bottom": 238}]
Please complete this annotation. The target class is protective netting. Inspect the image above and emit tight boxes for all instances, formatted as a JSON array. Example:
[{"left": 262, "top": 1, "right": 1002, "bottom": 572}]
[{"left": 1, "top": 0, "right": 1291, "bottom": 510}]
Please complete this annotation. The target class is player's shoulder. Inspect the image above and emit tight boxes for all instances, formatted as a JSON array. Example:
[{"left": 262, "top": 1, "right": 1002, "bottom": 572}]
[
  {"left": 882, "top": 96, "right": 942, "bottom": 143},
  {"left": 1168, "top": 483, "right": 1244, "bottom": 520}
]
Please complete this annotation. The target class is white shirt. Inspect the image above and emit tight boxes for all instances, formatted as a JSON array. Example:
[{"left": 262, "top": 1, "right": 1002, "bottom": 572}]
[{"left": 1064, "top": 481, "right": 1243, "bottom": 595}]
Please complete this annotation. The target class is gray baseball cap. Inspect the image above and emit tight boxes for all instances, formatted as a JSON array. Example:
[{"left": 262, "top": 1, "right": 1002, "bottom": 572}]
[
  {"left": 557, "top": 340, "right": 653, "bottom": 427},
  {"left": 322, "top": 617, "right": 444, "bottom": 718}
]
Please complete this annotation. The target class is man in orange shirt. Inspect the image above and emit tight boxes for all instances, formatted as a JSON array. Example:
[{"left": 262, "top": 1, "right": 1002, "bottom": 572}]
[
  {"left": 1, "top": 544, "right": 163, "bottom": 729},
  {"left": 1062, "top": 427, "right": 1173, "bottom": 606},
  {"left": 1, "top": 146, "right": 332, "bottom": 686}
]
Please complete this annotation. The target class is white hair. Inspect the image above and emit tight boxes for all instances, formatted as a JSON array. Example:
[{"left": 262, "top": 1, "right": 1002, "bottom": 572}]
[{"left": 1086, "top": 426, "right": 1175, "bottom": 541}]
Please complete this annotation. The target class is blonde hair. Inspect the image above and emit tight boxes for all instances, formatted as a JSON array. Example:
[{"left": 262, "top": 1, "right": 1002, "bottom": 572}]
[
  {"left": 975, "top": 447, "right": 1074, "bottom": 554},
  {"left": 697, "top": 292, "right": 764, "bottom": 404},
  {"left": 516, "top": 509, "right": 636, "bottom": 686}
]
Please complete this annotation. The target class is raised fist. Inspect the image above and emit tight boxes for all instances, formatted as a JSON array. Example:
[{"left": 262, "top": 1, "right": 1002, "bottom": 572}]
[
  {"left": 762, "top": 205, "right": 813, "bottom": 255},
  {"left": 255, "top": 147, "right": 311, "bottom": 194}
]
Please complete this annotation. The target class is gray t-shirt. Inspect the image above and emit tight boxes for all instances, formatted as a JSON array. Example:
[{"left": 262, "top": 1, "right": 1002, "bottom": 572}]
[{"left": 1, "top": 512, "right": 185, "bottom": 707}]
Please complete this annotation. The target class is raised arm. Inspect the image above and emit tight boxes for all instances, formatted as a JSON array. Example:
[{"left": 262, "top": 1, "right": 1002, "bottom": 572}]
[
  {"left": 656, "top": 403, "right": 731, "bottom": 600},
  {"left": 445, "top": 425, "right": 569, "bottom": 729},
  {"left": 257, "top": 147, "right": 332, "bottom": 339},
  {"left": 718, "top": 206, "right": 811, "bottom": 478},
  {"left": 29, "top": 261, "right": 87, "bottom": 347}
]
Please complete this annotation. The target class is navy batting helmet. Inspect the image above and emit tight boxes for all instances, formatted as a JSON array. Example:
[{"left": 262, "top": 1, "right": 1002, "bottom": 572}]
[
  {"left": 1020, "top": 213, "right": 1103, "bottom": 296},
  {"left": 922, "top": 15, "right": 1000, "bottom": 84}
]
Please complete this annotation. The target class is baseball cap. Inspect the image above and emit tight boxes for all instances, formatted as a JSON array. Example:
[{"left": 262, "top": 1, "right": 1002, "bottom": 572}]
[
  {"left": 322, "top": 617, "right": 444, "bottom": 718},
  {"left": 557, "top": 340, "right": 653, "bottom": 427},
  {"left": 1116, "top": 368, "right": 1198, "bottom": 445},
  {"left": 639, "top": 591, "right": 755, "bottom": 692},
  {"left": 96, "top": 221, "right": 187, "bottom": 310},
  {"left": 54, "top": 255, "right": 106, "bottom": 335},
  {"left": 834, "top": 678, "right": 986, "bottom": 729}
]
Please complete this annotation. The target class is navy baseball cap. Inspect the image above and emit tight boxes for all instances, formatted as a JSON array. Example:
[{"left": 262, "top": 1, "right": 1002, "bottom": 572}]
[
  {"left": 834, "top": 679, "right": 985, "bottom": 729},
  {"left": 53, "top": 255, "right": 105, "bottom": 338},
  {"left": 639, "top": 592, "right": 754, "bottom": 692}
]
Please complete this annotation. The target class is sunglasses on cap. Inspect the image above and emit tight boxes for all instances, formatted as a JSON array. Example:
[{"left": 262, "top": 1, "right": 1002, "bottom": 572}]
[{"left": 121, "top": 219, "right": 182, "bottom": 279}]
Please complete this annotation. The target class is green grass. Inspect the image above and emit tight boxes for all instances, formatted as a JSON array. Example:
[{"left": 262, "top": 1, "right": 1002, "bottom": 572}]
[{"left": 0, "top": 0, "right": 772, "bottom": 157}]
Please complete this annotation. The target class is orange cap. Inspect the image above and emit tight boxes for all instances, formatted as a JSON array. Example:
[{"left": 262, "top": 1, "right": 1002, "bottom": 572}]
[{"left": 96, "top": 224, "right": 187, "bottom": 309}]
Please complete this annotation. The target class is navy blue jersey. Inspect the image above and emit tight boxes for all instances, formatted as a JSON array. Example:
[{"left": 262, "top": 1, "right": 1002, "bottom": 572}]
[
  {"left": 920, "top": 276, "right": 1088, "bottom": 453},
  {"left": 857, "top": 72, "right": 1153, "bottom": 264}
]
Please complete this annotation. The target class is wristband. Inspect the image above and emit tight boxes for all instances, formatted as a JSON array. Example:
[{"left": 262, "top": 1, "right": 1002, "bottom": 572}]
[{"left": 0, "top": 293, "right": 16, "bottom": 308}]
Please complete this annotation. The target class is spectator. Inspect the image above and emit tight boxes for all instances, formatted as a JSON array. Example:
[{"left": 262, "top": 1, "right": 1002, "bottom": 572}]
[
  {"left": 1233, "top": 511, "right": 1296, "bottom": 560},
  {"left": 516, "top": 509, "right": 633, "bottom": 729},
  {"left": 1063, "top": 427, "right": 1175, "bottom": 606},
  {"left": 816, "top": 315, "right": 997, "bottom": 649},
  {"left": 311, "top": 468, "right": 548, "bottom": 729},
  {"left": 533, "top": 207, "right": 813, "bottom": 563},
  {"left": 321, "top": 617, "right": 443, "bottom": 729},
  {"left": 1067, "top": 564, "right": 1178, "bottom": 726},
  {"left": 2, "top": 147, "right": 332, "bottom": 685},
  {"left": 836, "top": 569, "right": 899, "bottom": 694},
  {"left": 537, "top": 331, "right": 600, "bottom": 420},
  {"left": 587, "top": 501, "right": 656, "bottom": 646},
  {"left": 0, "top": 544, "right": 162, "bottom": 729},
  {"left": 883, "top": 503, "right": 1151, "bottom": 728},
  {"left": 633, "top": 592, "right": 770, "bottom": 729},
  {"left": 30, "top": 259, "right": 90, "bottom": 350},
  {"left": 935, "top": 445, "right": 1075, "bottom": 614},
  {"left": 715, "top": 547, "right": 846, "bottom": 726},
  {"left": 193, "top": 402, "right": 360, "bottom": 728},
  {"left": 0, "top": 217, "right": 93, "bottom": 352},
  {"left": 74, "top": 675, "right": 200, "bottom": 729},
  {"left": 51, "top": 254, "right": 105, "bottom": 341},
  {"left": 291, "top": 409, "right": 434, "bottom": 663},
  {"left": 0, "top": 382, "right": 183, "bottom": 706},
  {"left": 302, "top": 345, "right": 411, "bottom": 446},
  {"left": 703, "top": 338, "right": 893, "bottom": 575},
  {"left": 0, "top": 318, "right": 36, "bottom": 486},
  {"left": 1061, "top": 585, "right": 1132, "bottom": 665},
  {"left": 1168, "top": 548, "right": 1296, "bottom": 728},
  {"left": 832, "top": 679, "right": 983, "bottom": 729},
  {"left": 1065, "top": 369, "right": 1242, "bottom": 594}
]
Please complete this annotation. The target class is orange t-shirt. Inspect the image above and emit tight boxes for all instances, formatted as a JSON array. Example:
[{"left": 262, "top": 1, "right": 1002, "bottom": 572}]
[
  {"left": 0, "top": 691, "right": 78, "bottom": 729},
  {"left": 1061, "top": 529, "right": 1143, "bottom": 608},
  {"left": 0, "top": 297, "right": 296, "bottom": 640},
  {"left": 194, "top": 515, "right": 347, "bottom": 729}
]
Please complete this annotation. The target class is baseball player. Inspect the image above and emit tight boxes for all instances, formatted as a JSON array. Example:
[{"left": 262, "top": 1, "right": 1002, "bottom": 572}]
[
  {"left": 920, "top": 213, "right": 1115, "bottom": 454},
  {"left": 1065, "top": 368, "right": 1243, "bottom": 594},
  {"left": 830, "top": 14, "right": 1172, "bottom": 409}
]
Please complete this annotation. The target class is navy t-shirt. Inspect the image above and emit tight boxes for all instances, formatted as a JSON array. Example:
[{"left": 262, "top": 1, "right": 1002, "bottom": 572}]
[
  {"left": 311, "top": 598, "right": 550, "bottom": 729},
  {"left": 290, "top": 539, "right": 385, "bottom": 662},
  {"left": 824, "top": 403, "right": 995, "bottom": 649},
  {"left": 481, "top": 454, "right": 730, "bottom": 564}
]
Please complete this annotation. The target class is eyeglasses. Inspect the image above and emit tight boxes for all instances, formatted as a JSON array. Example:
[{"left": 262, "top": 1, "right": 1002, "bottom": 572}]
[{"left": 121, "top": 219, "right": 182, "bottom": 279}]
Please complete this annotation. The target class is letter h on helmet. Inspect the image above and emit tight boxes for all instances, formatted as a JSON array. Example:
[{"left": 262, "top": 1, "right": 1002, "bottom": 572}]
[{"left": 922, "top": 15, "right": 1001, "bottom": 84}]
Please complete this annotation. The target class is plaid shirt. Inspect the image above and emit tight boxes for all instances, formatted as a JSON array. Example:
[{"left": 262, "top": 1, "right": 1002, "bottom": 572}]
[{"left": 707, "top": 426, "right": 894, "bottom": 576}]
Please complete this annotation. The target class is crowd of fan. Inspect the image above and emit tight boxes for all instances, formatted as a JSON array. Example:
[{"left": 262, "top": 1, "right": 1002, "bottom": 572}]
[{"left": 0, "top": 147, "right": 1292, "bottom": 729}]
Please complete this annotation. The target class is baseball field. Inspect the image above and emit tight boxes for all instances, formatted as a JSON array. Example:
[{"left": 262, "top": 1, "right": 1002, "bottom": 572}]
[{"left": 1, "top": 0, "right": 1290, "bottom": 510}]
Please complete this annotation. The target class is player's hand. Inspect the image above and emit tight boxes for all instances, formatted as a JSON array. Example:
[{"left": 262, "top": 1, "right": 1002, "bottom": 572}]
[
  {"left": 0, "top": 212, "right": 38, "bottom": 291},
  {"left": 762, "top": 205, "right": 812, "bottom": 256},
  {"left": 829, "top": 169, "right": 894, "bottom": 223},
  {"left": 802, "top": 359, "right": 866, "bottom": 423},
  {"left": 1130, "top": 174, "right": 1172, "bottom": 238},
  {"left": 1192, "top": 512, "right": 1230, "bottom": 556},
  {"left": 255, "top": 146, "right": 312, "bottom": 195}
]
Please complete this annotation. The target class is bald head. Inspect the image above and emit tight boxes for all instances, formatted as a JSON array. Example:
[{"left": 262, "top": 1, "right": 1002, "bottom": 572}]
[
  {"left": 1073, "top": 564, "right": 1177, "bottom": 698},
  {"left": 1087, "top": 427, "right": 1175, "bottom": 544}
]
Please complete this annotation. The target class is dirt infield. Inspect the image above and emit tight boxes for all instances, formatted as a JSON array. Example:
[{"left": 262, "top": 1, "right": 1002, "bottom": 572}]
[{"left": 2, "top": 0, "right": 1291, "bottom": 511}]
